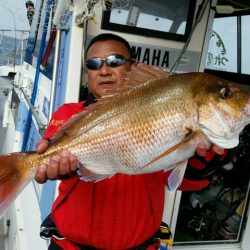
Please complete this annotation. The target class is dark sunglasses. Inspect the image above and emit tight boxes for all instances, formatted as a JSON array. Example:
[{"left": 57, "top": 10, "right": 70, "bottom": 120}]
[{"left": 86, "top": 54, "right": 132, "bottom": 70}]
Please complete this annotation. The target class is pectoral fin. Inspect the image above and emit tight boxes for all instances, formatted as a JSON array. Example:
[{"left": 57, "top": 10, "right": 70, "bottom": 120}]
[
  {"left": 168, "top": 160, "right": 188, "bottom": 192},
  {"left": 79, "top": 173, "right": 114, "bottom": 182},
  {"left": 141, "top": 129, "right": 197, "bottom": 170},
  {"left": 77, "top": 163, "right": 114, "bottom": 182}
]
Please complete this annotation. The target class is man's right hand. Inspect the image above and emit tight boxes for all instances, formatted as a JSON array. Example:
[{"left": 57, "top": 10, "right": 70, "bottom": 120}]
[{"left": 35, "top": 139, "right": 79, "bottom": 184}]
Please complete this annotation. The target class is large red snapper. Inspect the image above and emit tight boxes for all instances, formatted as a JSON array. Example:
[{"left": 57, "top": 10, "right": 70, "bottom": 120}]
[{"left": 0, "top": 63, "right": 250, "bottom": 216}]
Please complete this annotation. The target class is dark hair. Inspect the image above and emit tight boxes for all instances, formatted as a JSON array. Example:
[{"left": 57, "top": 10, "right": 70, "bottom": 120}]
[
  {"left": 86, "top": 33, "right": 134, "bottom": 59},
  {"left": 25, "top": 1, "right": 34, "bottom": 8}
]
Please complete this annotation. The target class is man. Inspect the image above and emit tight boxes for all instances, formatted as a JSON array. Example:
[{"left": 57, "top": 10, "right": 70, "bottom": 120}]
[{"left": 35, "top": 33, "right": 223, "bottom": 250}]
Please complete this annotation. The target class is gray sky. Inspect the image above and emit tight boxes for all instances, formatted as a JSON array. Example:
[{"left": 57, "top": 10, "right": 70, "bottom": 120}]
[{"left": 0, "top": 0, "right": 33, "bottom": 38}]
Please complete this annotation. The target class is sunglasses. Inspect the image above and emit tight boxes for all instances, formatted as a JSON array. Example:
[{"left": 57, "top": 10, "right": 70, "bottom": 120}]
[{"left": 86, "top": 54, "right": 132, "bottom": 70}]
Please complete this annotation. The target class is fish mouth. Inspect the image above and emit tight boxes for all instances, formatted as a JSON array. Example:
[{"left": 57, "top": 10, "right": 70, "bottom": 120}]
[
  {"left": 200, "top": 120, "right": 248, "bottom": 149},
  {"left": 200, "top": 126, "right": 240, "bottom": 149}
]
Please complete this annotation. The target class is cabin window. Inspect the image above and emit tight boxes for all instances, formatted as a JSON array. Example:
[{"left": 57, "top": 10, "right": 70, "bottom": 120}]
[
  {"left": 205, "top": 17, "right": 237, "bottom": 73},
  {"left": 205, "top": 14, "right": 250, "bottom": 84},
  {"left": 241, "top": 15, "right": 250, "bottom": 74},
  {"left": 102, "top": 0, "right": 196, "bottom": 42}
]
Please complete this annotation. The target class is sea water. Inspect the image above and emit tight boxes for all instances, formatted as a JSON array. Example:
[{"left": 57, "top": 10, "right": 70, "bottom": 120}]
[{"left": 0, "top": 35, "right": 21, "bottom": 66}]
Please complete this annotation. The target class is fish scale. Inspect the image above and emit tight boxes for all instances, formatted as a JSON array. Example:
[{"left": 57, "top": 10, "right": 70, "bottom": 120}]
[{"left": 1, "top": 63, "right": 250, "bottom": 216}]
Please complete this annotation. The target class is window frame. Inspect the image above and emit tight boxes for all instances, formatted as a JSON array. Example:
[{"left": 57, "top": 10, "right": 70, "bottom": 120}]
[{"left": 101, "top": 0, "right": 197, "bottom": 42}]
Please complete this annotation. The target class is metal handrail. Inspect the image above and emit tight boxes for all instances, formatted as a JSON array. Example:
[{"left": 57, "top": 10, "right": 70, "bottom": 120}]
[{"left": 11, "top": 81, "right": 46, "bottom": 134}]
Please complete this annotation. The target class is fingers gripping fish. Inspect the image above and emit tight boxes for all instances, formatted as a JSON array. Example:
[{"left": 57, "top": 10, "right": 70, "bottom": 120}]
[{"left": 1, "top": 63, "right": 250, "bottom": 216}]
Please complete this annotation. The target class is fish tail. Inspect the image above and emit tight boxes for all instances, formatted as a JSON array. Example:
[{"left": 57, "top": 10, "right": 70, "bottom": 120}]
[{"left": 0, "top": 152, "right": 33, "bottom": 217}]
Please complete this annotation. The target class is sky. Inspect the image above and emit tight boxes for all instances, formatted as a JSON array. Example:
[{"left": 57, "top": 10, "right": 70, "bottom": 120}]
[{"left": 0, "top": 0, "right": 34, "bottom": 38}]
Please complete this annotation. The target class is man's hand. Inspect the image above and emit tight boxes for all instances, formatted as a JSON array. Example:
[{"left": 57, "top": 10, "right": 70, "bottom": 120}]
[
  {"left": 35, "top": 139, "right": 79, "bottom": 184},
  {"left": 196, "top": 141, "right": 225, "bottom": 157}
]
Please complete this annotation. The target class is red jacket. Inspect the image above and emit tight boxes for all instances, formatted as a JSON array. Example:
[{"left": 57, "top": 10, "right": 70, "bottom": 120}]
[{"left": 43, "top": 101, "right": 209, "bottom": 250}]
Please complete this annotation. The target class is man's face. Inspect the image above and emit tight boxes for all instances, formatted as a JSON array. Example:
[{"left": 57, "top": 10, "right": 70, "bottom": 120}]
[{"left": 86, "top": 40, "right": 132, "bottom": 99}]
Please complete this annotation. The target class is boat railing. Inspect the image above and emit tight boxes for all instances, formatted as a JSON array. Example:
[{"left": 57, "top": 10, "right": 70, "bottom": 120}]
[{"left": 10, "top": 80, "right": 47, "bottom": 134}]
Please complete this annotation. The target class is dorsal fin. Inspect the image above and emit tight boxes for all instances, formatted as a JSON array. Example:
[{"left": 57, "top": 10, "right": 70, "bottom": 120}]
[
  {"left": 126, "top": 62, "right": 169, "bottom": 84},
  {"left": 49, "top": 63, "right": 169, "bottom": 143},
  {"left": 101, "top": 62, "right": 169, "bottom": 97}
]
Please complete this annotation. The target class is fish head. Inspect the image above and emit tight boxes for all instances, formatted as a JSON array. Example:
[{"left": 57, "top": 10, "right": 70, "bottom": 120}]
[{"left": 197, "top": 74, "right": 250, "bottom": 148}]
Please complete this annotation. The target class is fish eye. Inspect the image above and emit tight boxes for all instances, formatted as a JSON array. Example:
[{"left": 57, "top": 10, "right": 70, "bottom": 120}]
[{"left": 220, "top": 87, "right": 232, "bottom": 99}]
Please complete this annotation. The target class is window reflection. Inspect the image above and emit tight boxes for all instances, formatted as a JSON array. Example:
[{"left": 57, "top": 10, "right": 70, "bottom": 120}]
[
  {"left": 102, "top": 0, "right": 196, "bottom": 41},
  {"left": 109, "top": 0, "right": 189, "bottom": 34}
]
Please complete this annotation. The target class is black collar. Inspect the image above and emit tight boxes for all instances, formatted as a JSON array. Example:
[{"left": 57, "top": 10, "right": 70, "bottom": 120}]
[{"left": 83, "top": 93, "right": 97, "bottom": 107}]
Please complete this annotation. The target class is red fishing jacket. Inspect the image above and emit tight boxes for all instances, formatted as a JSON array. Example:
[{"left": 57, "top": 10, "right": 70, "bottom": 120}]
[{"left": 42, "top": 101, "right": 209, "bottom": 250}]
